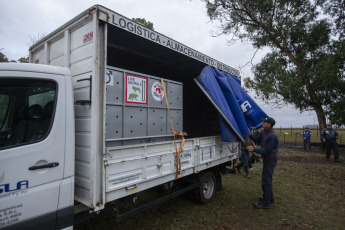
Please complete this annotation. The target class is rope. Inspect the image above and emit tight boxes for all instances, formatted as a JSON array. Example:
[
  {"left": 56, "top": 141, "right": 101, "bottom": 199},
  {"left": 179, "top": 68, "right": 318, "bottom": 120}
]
[{"left": 160, "top": 78, "right": 187, "bottom": 178}]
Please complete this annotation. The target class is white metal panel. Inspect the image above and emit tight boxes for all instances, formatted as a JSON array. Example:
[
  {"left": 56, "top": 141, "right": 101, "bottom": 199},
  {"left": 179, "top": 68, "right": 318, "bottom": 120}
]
[
  {"left": 68, "top": 18, "right": 97, "bottom": 208},
  {"left": 31, "top": 47, "right": 45, "bottom": 64},
  {"left": 49, "top": 36, "right": 65, "bottom": 67},
  {"left": 58, "top": 177, "right": 74, "bottom": 209},
  {"left": 50, "top": 57, "right": 65, "bottom": 67},
  {"left": 70, "top": 21, "right": 93, "bottom": 51},
  {"left": 104, "top": 136, "right": 238, "bottom": 202},
  {"left": 49, "top": 37, "right": 64, "bottom": 60},
  {"left": 70, "top": 44, "right": 93, "bottom": 64},
  {"left": 27, "top": 7, "right": 99, "bottom": 209}
]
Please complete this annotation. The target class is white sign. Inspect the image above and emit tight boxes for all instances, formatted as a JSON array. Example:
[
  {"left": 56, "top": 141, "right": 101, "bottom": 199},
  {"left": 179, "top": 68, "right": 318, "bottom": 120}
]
[
  {"left": 126, "top": 74, "right": 147, "bottom": 104},
  {"left": 151, "top": 82, "right": 164, "bottom": 101}
]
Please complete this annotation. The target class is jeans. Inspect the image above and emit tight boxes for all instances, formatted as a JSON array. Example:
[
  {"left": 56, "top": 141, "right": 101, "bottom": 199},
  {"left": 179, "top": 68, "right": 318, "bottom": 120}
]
[
  {"left": 303, "top": 139, "right": 311, "bottom": 151},
  {"left": 241, "top": 149, "right": 250, "bottom": 167},
  {"left": 261, "top": 159, "right": 277, "bottom": 206}
]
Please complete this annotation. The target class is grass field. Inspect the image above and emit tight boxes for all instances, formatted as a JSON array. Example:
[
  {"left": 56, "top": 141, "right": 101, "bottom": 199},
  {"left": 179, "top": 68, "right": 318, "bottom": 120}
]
[
  {"left": 76, "top": 144, "right": 345, "bottom": 230},
  {"left": 276, "top": 128, "right": 345, "bottom": 145}
]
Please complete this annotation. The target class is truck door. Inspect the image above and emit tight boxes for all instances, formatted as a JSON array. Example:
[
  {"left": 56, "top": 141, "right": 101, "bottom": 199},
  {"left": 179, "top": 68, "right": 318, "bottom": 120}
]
[{"left": 0, "top": 73, "right": 66, "bottom": 229}]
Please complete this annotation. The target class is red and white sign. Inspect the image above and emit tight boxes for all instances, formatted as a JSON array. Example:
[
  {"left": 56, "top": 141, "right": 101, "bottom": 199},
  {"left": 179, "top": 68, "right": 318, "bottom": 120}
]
[
  {"left": 151, "top": 82, "right": 164, "bottom": 101},
  {"left": 126, "top": 74, "right": 147, "bottom": 104}
]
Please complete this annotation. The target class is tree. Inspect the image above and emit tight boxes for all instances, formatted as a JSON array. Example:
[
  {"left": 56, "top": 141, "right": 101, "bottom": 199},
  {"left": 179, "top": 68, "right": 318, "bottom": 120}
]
[
  {"left": 17, "top": 56, "right": 29, "bottom": 63},
  {"left": 0, "top": 49, "right": 9, "bottom": 62},
  {"left": 203, "top": 0, "right": 345, "bottom": 128},
  {"left": 132, "top": 18, "right": 154, "bottom": 30},
  {"left": 0, "top": 49, "right": 29, "bottom": 63},
  {"left": 317, "top": 0, "right": 345, "bottom": 39}
]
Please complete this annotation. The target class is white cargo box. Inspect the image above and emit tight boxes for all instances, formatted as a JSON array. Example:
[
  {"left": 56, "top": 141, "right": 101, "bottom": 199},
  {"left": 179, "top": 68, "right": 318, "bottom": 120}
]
[
  {"left": 105, "top": 66, "right": 183, "bottom": 147},
  {"left": 29, "top": 5, "right": 240, "bottom": 210}
]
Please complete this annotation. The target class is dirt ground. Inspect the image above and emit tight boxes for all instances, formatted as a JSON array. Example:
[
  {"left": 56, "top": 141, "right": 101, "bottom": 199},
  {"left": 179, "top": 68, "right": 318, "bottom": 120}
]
[{"left": 76, "top": 144, "right": 345, "bottom": 230}]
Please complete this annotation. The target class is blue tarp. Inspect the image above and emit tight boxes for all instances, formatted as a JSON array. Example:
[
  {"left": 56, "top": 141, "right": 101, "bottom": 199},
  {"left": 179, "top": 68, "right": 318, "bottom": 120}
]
[{"left": 194, "top": 66, "right": 268, "bottom": 143}]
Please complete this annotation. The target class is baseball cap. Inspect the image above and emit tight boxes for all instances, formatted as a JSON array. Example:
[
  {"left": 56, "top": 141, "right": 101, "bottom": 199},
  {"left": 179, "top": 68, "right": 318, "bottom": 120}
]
[
  {"left": 327, "top": 123, "right": 332, "bottom": 126},
  {"left": 261, "top": 117, "right": 276, "bottom": 127}
]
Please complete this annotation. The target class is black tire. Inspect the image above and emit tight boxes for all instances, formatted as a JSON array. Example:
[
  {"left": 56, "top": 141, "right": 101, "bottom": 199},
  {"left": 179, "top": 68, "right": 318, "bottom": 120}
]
[{"left": 194, "top": 171, "right": 216, "bottom": 204}]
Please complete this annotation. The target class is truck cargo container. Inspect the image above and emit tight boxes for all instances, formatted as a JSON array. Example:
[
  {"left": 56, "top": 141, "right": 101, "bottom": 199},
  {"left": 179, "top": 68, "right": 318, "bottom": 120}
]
[{"left": 0, "top": 5, "right": 241, "bottom": 229}]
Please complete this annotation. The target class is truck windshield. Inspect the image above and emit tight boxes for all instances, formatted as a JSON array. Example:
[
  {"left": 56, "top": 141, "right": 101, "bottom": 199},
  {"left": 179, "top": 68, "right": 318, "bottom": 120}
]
[{"left": 0, "top": 78, "right": 56, "bottom": 149}]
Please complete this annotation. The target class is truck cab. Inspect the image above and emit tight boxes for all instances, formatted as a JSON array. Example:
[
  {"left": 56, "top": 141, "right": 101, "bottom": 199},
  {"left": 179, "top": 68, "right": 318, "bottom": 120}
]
[{"left": 0, "top": 63, "right": 74, "bottom": 229}]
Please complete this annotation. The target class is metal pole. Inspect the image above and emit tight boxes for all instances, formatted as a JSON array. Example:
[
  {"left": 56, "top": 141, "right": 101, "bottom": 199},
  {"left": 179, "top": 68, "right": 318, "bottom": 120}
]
[{"left": 341, "top": 134, "right": 342, "bottom": 145}]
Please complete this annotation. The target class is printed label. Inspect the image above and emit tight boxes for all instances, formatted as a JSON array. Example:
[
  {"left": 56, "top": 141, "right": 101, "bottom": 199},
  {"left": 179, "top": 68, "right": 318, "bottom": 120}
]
[
  {"left": 181, "top": 160, "right": 190, "bottom": 166},
  {"left": 110, "top": 172, "right": 141, "bottom": 186},
  {"left": 151, "top": 82, "right": 164, "bottom": 101},
  {"left": 181, "top": 152, "right": 192, "bottom": 159},
  {"left": 106, "top": 69, "right": 114, "bottom": 86},
  {"left": 83, "top": 31, "right": 93, "bottom": 43},
  {"left": 108, "top": 13, "right": 238, "bottom": 75},
  {"left": 126, "top": 74, "right": 147, "bottom": 104},
  {"left": 0, "top": 204, "right": 23, "bottom": 228}
]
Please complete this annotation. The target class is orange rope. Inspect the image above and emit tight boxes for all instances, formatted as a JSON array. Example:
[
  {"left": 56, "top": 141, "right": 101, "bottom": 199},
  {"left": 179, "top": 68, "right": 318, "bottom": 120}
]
[{"left": 160, "top": 78, "right": 187, "bottom": 178}]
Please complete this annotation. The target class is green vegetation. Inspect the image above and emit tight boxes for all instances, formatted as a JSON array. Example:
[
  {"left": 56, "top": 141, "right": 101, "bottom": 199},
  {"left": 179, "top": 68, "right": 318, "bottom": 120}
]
[
  {"left": 276, "top": 128, "right": 345, "bottom": 145},
  {"left": 203, "top": 0, "right": 345, "bottom": 127},
  {"left": 132, "top": 18, "right": 154, "bottom": 30},
  {"left": 76, "top": 146, "right": 345, "bottom": 229}
]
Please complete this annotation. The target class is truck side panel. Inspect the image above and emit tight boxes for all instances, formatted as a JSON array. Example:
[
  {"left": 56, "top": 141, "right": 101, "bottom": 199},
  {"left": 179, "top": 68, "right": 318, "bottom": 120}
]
[
  {"left": 104, "top": 136, "right": 238, "bottom": 202},
  {"left": 70, "top": 20, "right": 95, "bottom": 207},
  {"left": 30, "top": 13, "right": 100, "bottom": 209}
]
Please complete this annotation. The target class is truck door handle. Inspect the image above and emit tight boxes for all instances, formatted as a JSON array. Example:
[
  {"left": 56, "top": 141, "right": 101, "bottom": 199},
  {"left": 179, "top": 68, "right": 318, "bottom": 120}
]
[{"left": 29, "top": 162, "right": 59, "bottom": 170}]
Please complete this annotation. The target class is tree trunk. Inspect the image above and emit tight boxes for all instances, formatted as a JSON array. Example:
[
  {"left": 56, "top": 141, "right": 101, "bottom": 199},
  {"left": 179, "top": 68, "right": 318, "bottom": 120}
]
[{"left": 315, "top": 106, "right": 326, "bottom": 131}]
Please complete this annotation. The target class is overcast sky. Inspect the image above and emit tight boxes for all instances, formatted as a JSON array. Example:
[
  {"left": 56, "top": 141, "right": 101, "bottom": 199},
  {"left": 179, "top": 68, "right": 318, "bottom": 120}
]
[{"left": 0, "top": 0, "right": 318, "bottom": 128}]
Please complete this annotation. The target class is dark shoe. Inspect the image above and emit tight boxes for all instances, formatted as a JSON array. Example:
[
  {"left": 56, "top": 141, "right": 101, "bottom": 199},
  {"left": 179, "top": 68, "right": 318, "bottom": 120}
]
[
  {"left": 334, "top": 159, "right": 342, "bottom": 162},
  {"left": 244, "top": 166, "right": 251, "bottom": 178},
  {"left": 326, "top": 158, "right": 330, "bottom": 161},
  {"left": 259, "top": 197, "right": 274, "bottom": 204},
  {"left": 235, "top": 162, "right": 242, "bottom": 173},
  {"left": 253, "top": 202, "right": 270, "bottom": 209}
]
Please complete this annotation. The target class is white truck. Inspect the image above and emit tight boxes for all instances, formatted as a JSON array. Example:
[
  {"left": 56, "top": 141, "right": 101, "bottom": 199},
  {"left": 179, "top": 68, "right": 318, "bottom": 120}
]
[{"left": 0, "top": 5, "right": 240, "bottom": 229}]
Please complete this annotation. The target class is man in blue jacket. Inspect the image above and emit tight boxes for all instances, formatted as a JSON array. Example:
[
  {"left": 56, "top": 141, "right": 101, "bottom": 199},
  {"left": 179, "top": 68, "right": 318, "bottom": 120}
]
[
  {"left": 302, "top": 127, "right": 311, "bottom": 152},
  {"left": 247, "top": 117, "right": 279, "bottom": 209},
  {"left": 321, "top": 123, "right": 341, "bottom": 162}
]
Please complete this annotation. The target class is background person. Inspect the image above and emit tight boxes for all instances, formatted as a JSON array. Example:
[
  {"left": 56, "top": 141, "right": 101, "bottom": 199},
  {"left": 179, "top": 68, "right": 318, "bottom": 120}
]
[
  {"left": 321, "top": 123, "right": 341, "bottom": 162},
  {"left": 247, "top": 117, "right": 279, "bottom": 209},
  {"left": 235, "top": 149, "right": 251, "bottom": 178},
  {"left": 302, "top": 127, "right": 311, "bottom": 152}
]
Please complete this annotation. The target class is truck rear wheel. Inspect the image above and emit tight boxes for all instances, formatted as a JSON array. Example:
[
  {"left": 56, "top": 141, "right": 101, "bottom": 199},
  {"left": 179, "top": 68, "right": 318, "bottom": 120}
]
[{"left": 195, "top": 171, "right": 216, "bottom": 204}]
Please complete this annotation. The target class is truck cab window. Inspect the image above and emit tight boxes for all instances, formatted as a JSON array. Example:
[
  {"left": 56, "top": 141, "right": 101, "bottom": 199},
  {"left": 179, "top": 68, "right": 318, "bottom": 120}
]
[
  {"left": 0, "top": 95, "right": 9, "bottom": 130},
  {"left": 0, "top": 79, "right": 56, "bottom": 149}
]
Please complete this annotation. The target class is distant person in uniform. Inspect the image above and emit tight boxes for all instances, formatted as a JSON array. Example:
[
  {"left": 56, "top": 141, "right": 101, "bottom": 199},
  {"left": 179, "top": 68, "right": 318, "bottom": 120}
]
[
  {"left": 321, "top": 123, "right": 341, "bottom": 162},
  {"left": 302, "top": 127, "right": 311, "bottom": 152},
  {"left": 247, "top": 117, "right": 279, "bottom": 209}
]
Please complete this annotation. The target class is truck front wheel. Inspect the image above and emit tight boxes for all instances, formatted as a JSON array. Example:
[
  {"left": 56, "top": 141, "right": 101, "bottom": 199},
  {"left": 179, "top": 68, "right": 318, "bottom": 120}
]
[{"left": 195, "top": 171, "right": 216, "bottom": 204}]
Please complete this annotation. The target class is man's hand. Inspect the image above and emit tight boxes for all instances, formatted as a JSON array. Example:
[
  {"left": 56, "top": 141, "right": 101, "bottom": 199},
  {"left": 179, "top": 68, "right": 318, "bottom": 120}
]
[
  {"left": 323, "top": 139, "right": 326, "bottom": 142},
  {"left": 304, "top": 137, "right": 306, "bottom": 140},
  {"left": 247, "top": 146, "right": 255, "bottom": 152}
]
